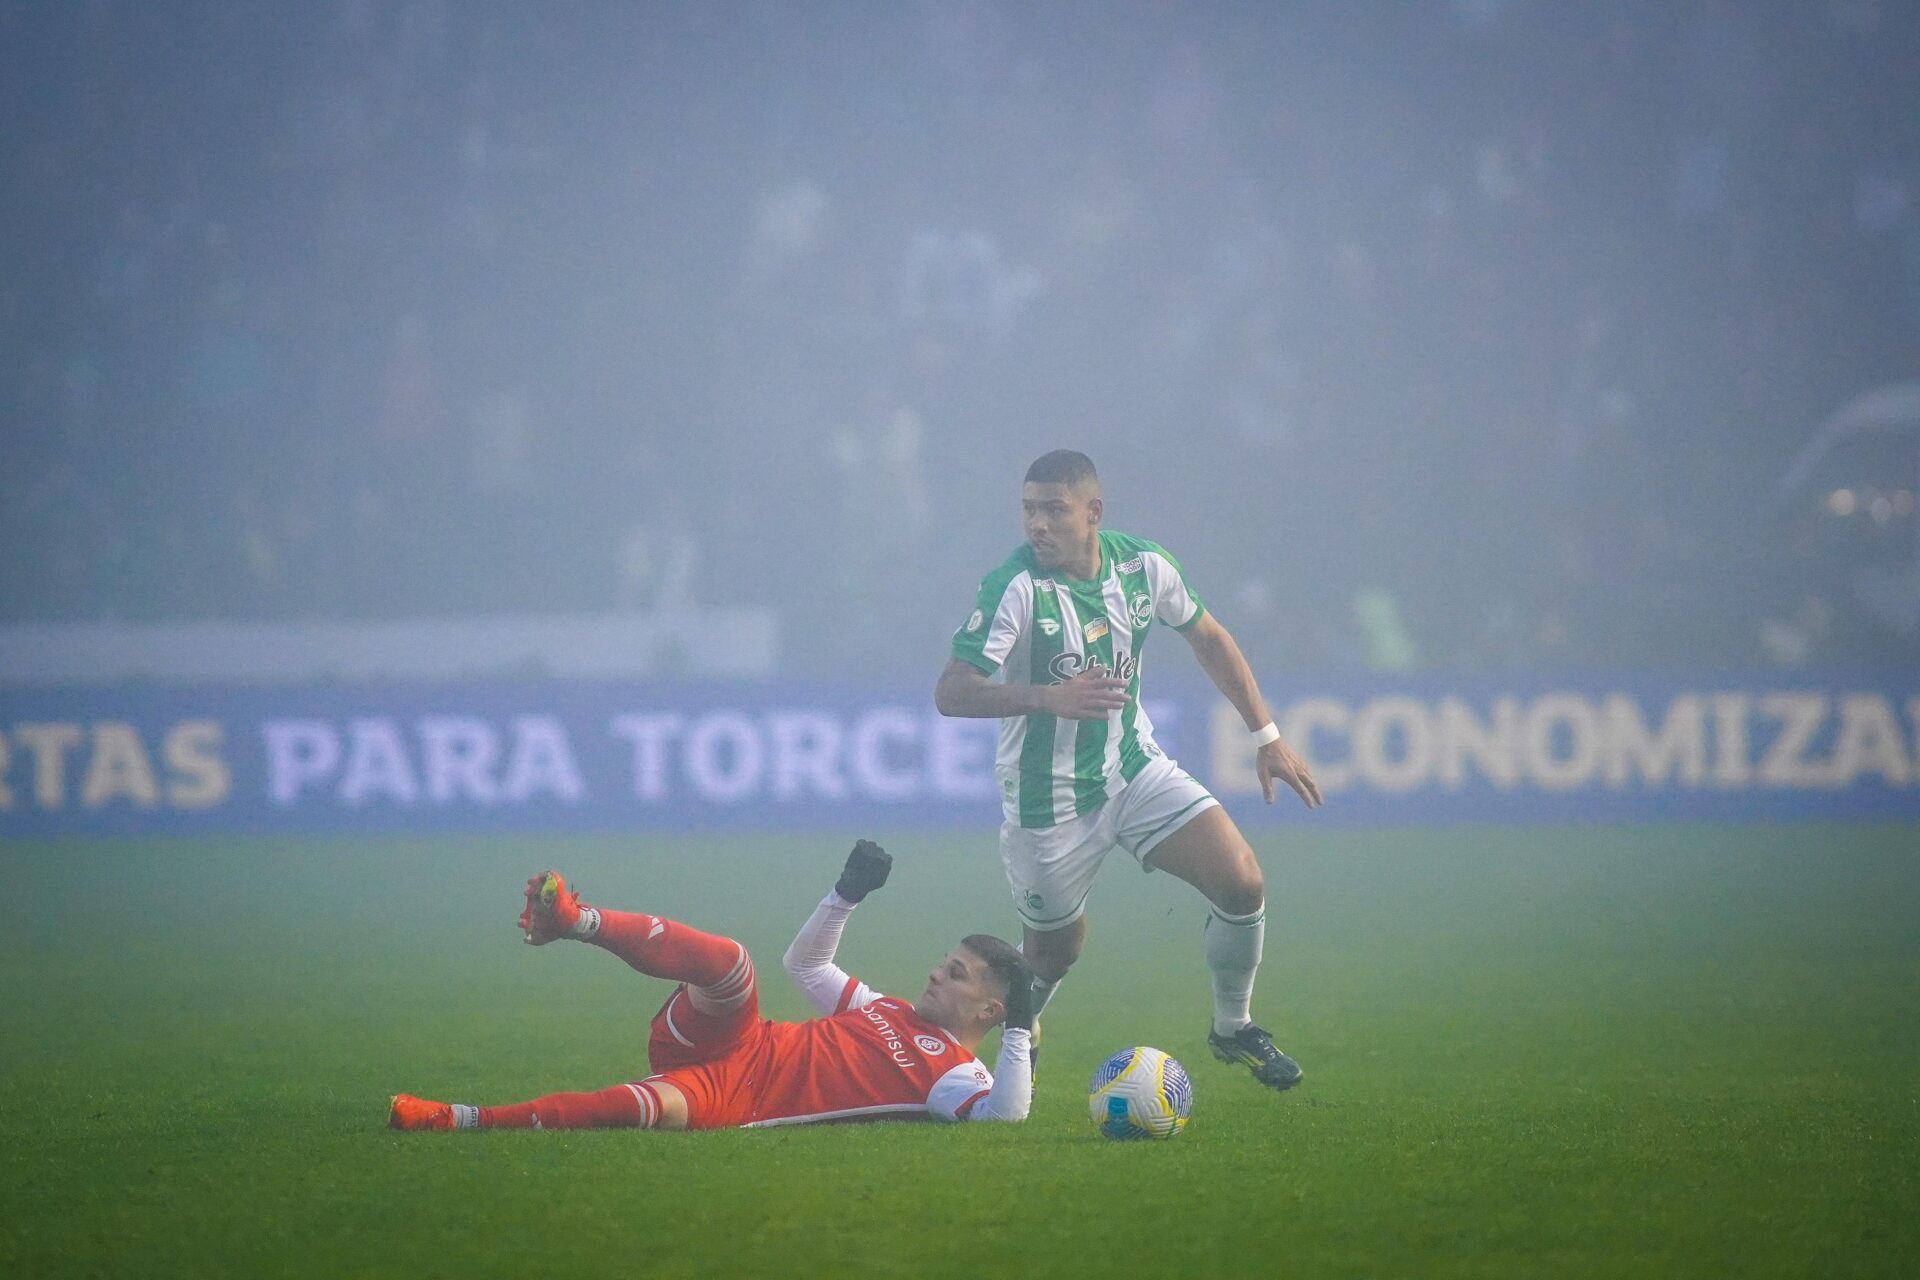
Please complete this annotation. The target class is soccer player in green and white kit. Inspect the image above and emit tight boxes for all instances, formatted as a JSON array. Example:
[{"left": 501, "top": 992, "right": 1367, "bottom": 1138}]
[{"left": 934, "top": 449, "right": 1324, "bottom": 1089}]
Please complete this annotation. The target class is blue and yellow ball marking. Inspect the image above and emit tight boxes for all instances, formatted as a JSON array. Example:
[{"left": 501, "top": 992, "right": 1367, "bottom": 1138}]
[{"left": 1088, "top": 1046, "right": 1192, "bottom": 1140}]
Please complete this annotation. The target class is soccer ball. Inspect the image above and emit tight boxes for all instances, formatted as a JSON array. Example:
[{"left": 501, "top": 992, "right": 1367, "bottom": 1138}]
[{"left": 1087, "top": 1046, "right": 1193, "bottom": 1139}]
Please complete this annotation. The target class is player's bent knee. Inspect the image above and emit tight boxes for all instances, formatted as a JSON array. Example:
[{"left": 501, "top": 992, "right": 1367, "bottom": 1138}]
[
  {"left": 687, "top": 944, "right": 756, "bottom": 1014},
  {"left": 1211, "top": 861, "right": 1265, "bottom": 917}
]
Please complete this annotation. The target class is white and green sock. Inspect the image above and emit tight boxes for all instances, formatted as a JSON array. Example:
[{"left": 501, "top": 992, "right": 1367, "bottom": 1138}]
[{"left": 1205, "top": 902, "right": 1265, "bottom": 1036}]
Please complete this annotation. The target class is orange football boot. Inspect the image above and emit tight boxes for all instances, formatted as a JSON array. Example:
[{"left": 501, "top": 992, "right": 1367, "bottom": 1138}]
[
  {"left": 518, "top": 870, "right": 583, "bottom": 945},
  {"left": 388, "top": 1093, "right": 456, "bottom": 1131}
]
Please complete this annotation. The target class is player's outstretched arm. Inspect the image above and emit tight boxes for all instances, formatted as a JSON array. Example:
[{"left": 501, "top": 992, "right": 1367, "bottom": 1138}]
[
  {"left": 934, "top": 659, "right": 1128, "bottom": 721},
  {"left": 782, "top": 840, "right": 890, "bottom": 1015},
  {"left": 1181, "top": 613, "right": 1324, "bottom": 808}
]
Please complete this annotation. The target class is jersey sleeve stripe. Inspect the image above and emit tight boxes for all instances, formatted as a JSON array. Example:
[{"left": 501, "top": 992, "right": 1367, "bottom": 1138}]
[
  {"left": 954, "top": 1088, "right": 992, "bottom": 1120},
  {"left": 978, "top": 573, "right": 1031, "bottom": 669},
  {"left": 834, "top": 975, "right": 861, "bottom": 1014},
  {"left": 952, "top": 555, "right": 1032, "bottom": 674},
  {"left": 1144, "top": 550, "right": 1202, "bottom": 629}
]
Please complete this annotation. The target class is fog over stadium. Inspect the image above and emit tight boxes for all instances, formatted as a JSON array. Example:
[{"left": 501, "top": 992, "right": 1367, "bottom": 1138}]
[
  {"left": 3, "top": 0, "right": 1916, "bottom": 681},
  {"left": 2, "top": 5, "right": 1916, "bottom": 1279}
]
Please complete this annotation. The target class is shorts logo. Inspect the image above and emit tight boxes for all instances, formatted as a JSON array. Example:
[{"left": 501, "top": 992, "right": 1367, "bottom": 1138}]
[
  {"left": 915, "top": 1034, "right": 947, "bottom": 1055},
  {"left": 1037, "top": 617, "right": 1061, "bottom": 636},
  {"left": 1083, "top": 616, "right": 1109, "bottom": 643},
  {"left": 966, "top": 608, "right": 985, "bottom": 632},
  {"left": 1128, "top": 593, "right": 1154, "bottom": 628},
  {"left": 1117, "top": 556, "right": 1143, "bottom": 573},
  {"left": 1025, "top": 891, "right": 1045, "bottom": 912}
]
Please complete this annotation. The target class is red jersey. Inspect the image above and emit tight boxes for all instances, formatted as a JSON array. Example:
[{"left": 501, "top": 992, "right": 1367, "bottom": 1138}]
[
  {"left": 739, "top": 991, "right": 993, "bottom": 1127},
  {"left": 648, "top": 984, "right": 994, "bottom": 1129},
  {"left": 645, "top": 892, "right": 1018, "bottom": 1130}
]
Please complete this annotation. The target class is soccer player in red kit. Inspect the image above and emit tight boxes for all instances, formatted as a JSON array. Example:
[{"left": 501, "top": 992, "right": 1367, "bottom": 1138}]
[{"left": 388, "top": 841, "right": 1035, "bottom": 1131}]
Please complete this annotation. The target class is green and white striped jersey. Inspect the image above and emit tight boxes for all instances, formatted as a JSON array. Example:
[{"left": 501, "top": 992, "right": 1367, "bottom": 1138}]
[{"left": 951, "top": 530, "right": 1206, "bottom": 828}]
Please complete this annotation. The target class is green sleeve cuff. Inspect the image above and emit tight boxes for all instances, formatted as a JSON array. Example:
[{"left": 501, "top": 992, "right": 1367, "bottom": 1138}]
[
  {"left": 952, "top": 648, "right": 1001, "bottom": 675},
  {"left": 1172, "top": 602, "right": 1207, "bottom": 633}
]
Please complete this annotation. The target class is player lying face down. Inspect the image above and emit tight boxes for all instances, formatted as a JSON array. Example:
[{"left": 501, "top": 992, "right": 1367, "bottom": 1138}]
[{"left": 389, "top": 841, "right": 1036, "bottom": 1132}]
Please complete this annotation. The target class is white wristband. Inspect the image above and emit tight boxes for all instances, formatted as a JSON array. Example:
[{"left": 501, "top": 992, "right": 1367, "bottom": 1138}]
[{"left": 1250, "top": 722, "right": 1282, "bottom": 747}]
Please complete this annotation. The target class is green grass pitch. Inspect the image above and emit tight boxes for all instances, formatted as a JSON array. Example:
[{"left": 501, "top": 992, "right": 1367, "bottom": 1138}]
[{"left": 3, "top": 822, "right": 1916, "bottom": 1278}]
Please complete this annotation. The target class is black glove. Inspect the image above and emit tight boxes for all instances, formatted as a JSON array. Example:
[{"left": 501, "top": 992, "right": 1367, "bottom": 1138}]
[
  {"left": 834, "top": 839, "right": 892, "bottom": 903},
  {"left": 1002, "top": 957, "right": 1038, "bottom": 1032}
]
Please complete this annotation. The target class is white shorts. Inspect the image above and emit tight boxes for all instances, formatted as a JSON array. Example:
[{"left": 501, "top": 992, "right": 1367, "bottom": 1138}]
[{"left": 999, "top": 754, "right": 1220, "bottom": 931}]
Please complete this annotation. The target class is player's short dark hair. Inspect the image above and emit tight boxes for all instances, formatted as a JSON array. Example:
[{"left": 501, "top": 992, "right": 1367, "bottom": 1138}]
[
  {"left": 1024, "top": 449, "right": 1098, "bottom": 488},
  {"left": 959, "top": 933, "right": 1031, "bottom": 1009}
]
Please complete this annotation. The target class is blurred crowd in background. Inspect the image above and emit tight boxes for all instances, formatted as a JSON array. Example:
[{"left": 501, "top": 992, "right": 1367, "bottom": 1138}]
[{"left": 3, "top": 0, "right": 1918, "bottom": 678}]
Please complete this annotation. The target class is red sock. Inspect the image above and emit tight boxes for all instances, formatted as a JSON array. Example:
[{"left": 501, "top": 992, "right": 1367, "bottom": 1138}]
[
  {"left": 587, "top": 909, "right": 743, "bottom": 988},
  {"left": 476, "top": 1082, "right": 660, "bottom": 1130}
]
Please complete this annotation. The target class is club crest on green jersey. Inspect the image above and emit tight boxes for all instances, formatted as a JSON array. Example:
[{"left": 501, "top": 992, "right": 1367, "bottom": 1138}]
[
  {"left": 1128, "top": 592, "right": 1154, "bottom": 628},
  {"left": 965, "top": 608, "right": 985, "bottom": 632}
]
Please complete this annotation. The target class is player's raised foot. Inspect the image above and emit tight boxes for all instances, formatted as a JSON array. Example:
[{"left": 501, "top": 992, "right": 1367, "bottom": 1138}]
[
  {"left": 388, "top": 1093, "right": 456, "bottom": 1131},
  {"left": 518, "top": 870, "right": 583, "bottom": 945},
  {"left": 1207, "top": 1024, "right": 1303, "bottom": 1091}
]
